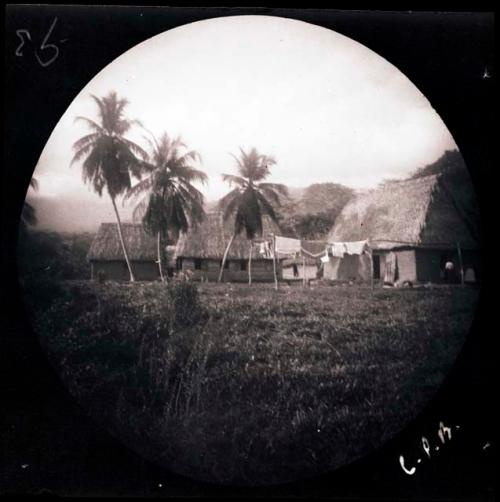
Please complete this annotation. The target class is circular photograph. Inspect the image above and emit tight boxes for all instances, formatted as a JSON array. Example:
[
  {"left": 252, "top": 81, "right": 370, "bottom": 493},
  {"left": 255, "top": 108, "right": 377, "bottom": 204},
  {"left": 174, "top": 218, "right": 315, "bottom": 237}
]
[{"left": 18, "top": 15, "right": 481, "bottom": 486}]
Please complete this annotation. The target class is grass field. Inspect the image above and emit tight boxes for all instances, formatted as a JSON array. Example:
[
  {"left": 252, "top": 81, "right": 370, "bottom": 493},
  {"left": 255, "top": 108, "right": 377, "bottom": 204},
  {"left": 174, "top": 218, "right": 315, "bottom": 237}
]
[{"left": 29, "top": 280, "right": 478, "bottom": 486}]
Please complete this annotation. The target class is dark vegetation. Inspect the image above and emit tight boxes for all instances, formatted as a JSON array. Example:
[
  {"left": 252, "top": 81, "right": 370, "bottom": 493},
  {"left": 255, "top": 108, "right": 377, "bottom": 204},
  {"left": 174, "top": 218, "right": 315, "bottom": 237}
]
[
  {"left": 23, "top": 277, "right": 478, "bottom": 486},
  {"left": 278, "top": 183, "right": 354, "bottom": 239},
  {"left": 17, "top": 231, "right": 93, "bottom": 311}
]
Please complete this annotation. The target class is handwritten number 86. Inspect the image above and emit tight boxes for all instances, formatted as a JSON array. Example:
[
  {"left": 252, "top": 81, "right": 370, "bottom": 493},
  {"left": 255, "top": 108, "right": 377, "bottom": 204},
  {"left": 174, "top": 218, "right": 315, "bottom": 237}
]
[{"left": 16, "top": 17, "right": 60, "bottom": 68}]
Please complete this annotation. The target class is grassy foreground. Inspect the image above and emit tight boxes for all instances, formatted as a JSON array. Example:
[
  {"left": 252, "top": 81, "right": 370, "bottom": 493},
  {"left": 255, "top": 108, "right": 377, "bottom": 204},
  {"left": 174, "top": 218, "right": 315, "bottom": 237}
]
[{"left": 29, "top": 281, "right": 478, "bottom": 486}]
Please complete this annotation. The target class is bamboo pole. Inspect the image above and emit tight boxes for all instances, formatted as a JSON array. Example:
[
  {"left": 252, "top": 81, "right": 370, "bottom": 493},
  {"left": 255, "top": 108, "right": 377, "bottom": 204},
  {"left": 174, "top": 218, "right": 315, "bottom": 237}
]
[
  {"left": 248, "top": 241, "right": 253, "bottom": 285},
  {"left": 456, "top": 241, "right": 464, "bottom": 287}
]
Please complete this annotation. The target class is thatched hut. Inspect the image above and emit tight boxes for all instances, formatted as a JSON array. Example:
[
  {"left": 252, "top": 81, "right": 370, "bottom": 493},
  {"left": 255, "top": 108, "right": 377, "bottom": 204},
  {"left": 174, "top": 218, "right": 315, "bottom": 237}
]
[
  {"left": 175, "top": 211, "right": 282, "bottom": 282},
  {"left": 327, "top": 174, "right": 480, "bottom": 284},
  {"left": 87, "top": 223, "right": 174, "bottom": 281}
]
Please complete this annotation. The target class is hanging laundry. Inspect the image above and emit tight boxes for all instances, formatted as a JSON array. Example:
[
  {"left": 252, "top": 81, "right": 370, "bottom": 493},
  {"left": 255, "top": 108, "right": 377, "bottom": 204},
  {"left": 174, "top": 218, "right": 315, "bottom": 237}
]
[
  {"left": 384, "top": 251, "right": 398, "bottom": 284},
  {"left": 274, "top": 235, "right": 301, "bottom": 255},
  {"left": 344, "top": 240, "right": 368, "bottom": 255},
  {"left": 258, "top": 240, "right": 274, "bottom": 259},
  {"left": 330, "top": 242, "right": 346, "bottom": 258}
]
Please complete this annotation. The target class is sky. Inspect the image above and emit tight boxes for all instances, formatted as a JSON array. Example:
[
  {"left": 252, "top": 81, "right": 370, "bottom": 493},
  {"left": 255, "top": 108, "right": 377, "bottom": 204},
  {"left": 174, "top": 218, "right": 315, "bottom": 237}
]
[{"left": 30, "top": 15, "right": 457, "bottom": 229}]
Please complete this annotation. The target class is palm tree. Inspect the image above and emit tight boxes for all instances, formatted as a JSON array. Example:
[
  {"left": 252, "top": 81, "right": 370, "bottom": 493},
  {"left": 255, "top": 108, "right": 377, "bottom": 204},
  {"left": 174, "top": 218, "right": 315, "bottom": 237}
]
[
  {"left": 20, "top": 177, "right": 39, "bottom": 232},
  {"left": 217, "top": 147, "right": 288, "bottom": 283},
  {"left": 71, "top": 91, "right": 147, "bottom": 282},
  {"left": 125, "top": 132, "right": 207, "bottom": 282}
]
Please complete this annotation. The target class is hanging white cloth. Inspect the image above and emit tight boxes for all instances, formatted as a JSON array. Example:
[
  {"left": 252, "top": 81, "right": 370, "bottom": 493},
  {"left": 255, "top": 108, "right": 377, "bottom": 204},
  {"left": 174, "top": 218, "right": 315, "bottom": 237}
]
[
  {"left": 259, "top": 240, "right": 273, "bottom": 259},
  {"left": 274, "top": 236, "right": 302, "bottom": 255},
  {"left": 330, "top": 242, "right": 347, "bottom": 257},
  {"left": 343, "top": 240, "right": 368, "bottom": 255}
]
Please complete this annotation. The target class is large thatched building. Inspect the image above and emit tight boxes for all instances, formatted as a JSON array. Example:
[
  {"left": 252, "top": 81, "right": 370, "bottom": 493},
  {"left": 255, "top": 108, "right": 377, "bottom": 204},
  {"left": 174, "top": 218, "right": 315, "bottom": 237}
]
[
  {"left": 326, "top": 174, "right": 480, "bottom": 284},
  {"left": 175, "top": 211, "right": 282, "bottom": 282},
  {"left": 87, "top": 223, "right": 174, "bottom": 281}
]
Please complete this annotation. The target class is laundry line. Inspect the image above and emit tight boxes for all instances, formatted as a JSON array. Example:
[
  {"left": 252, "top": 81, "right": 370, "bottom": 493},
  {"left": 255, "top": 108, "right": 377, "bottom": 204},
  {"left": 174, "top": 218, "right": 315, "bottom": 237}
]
[{"left": 254, "top": 234, "right": 371, "bottom": 260}]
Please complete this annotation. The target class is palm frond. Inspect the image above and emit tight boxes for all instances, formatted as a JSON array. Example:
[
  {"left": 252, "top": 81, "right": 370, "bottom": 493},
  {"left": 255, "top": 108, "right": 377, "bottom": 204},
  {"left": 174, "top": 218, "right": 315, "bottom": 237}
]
[
  {"left": 132, "top": 195, "right": 150, "bottom": 223},
  {"left": 74, "top": 116, "right": 104, "bottom": 133},
  {"left": 255, "top": 190, "right": 279, "bottom": 226},
  {"left": 234, "top": 188, "right": 263, "bottom": 239},
  {"left": 218, "top": 187, "right": 241, "bottom": 216},
  {"left": 72, "top": 133, "right": 101, "bottom": 153},
  {"left": 120, "top": 137, "right": 149, "bottom": 161},
  {"left": 257, "top": 182, "right": 288, "bottom": 196},
  {"left": 124, "top": 176, "right": 153, "bottom": 202},
  {"left": 222, "top": 173, "right": 247, "bottom": 188}
]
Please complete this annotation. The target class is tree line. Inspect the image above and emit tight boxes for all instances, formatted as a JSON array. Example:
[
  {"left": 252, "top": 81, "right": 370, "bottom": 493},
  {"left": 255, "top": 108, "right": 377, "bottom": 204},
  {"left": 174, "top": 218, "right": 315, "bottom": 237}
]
[{"left": 69, "top": 91, "right": 288, "bottom": 282}]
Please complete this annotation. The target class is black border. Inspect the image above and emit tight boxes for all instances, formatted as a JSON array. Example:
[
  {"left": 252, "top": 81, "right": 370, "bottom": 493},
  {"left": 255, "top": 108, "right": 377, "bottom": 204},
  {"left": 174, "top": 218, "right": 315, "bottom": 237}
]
[{"left": 3, "top": 6, "right": 495, "bottom": 500}]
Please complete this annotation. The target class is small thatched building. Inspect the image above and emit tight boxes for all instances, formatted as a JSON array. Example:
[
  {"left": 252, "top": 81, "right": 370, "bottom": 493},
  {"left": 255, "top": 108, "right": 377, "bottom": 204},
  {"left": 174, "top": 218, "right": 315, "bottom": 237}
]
[
  {"left": 282, "top": 240, "right": 325, "bottom": 280},
  {"left": 326, "top": 174, "right": 480, "bottom": 284},
  {"left": 175, "top": 211, "right": 282, "bottom": 282},
  {"left": 87, "top": 223, "right": 174, "bottom": 281}
]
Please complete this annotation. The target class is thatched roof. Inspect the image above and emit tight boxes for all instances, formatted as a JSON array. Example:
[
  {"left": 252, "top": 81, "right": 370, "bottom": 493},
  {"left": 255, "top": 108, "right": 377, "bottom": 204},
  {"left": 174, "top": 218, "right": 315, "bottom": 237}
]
[
  {"left": 175, "top": 211, "right": 281, "bottom": 260},
  {"left": 87, "top": 223, "right": 157, "bottom": 261},
  {"left": 329, "top": 174, "right": 478, "bottom": 250}
]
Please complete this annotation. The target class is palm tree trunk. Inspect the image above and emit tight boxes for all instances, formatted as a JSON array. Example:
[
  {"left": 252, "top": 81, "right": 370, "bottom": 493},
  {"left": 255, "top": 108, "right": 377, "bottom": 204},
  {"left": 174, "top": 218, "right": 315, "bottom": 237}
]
[
  {"left": 111, "top": 196, "right": 135, "bottom": 282},
  {"left": 248, "top": 241, "right": 253, "bottom": 285},
  {"left": 157, "top": 231, "right": 165, "bottom": 282},
  {"left": 218, "top": 233, "right": 235, "bottom": 283}
]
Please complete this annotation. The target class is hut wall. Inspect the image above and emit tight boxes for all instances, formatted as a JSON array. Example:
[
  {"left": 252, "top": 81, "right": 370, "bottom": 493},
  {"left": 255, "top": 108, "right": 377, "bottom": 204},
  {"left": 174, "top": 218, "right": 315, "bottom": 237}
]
[
  {"left": 282, "top": 264, "right": 317, "bottom": 280},
  {"left": 324, "top": 254, "right": 371, "bottom": 281},
  {"left": 133, "top": 261, "right": 160, "bottom": 281},
  {"left": 91, "top": 260, "right": 129, "bottom": 281},
  {"left": 91, "top": 260, "right": 159, "bottom": 281},
  {"left": 180, "top": 257, "right": 279, "bottom": 282}
]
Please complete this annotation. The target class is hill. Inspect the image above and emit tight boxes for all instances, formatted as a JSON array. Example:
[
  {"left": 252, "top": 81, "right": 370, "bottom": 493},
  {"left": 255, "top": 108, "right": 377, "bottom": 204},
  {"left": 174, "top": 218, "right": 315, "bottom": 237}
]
[{"left": 277, "top": 183, "right": 354, "bottom": 239}]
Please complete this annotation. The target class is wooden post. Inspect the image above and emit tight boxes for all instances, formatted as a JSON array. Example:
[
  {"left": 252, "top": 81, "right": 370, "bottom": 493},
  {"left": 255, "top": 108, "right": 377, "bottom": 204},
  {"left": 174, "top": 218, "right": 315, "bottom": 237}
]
[
  {"left": 248, "top": 241, "right": 253, "bottom": 285},
  {"left": 370, "top": 250, "right": 374, "bottom": 291},
  {"left": 456, "top": 241, "right": 464, "bottom": 287},
  {"left": 367, "top": 240, "right": 374, "bottom": 291},
  {"left": 272, "top": 234, "right": 278, "bottom": 290},
  {"left": 302, "top": 254, "right": 306, "bottom": 287}
]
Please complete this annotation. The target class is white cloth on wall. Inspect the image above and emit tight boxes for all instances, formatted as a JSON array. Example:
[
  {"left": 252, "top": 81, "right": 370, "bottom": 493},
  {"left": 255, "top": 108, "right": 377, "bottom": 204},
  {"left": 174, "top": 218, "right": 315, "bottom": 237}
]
[
  {"left": 343, "top": 240, "right": 368, "bottom": 255},
  {"left": 259, "top": 241, "right": 274, "bottom": 259},
  {"left": 274, "top": 236, "right": 302, "bottom": 255},
  {"left": 330, "top": 243, "right": 347, "bottom": 257}
]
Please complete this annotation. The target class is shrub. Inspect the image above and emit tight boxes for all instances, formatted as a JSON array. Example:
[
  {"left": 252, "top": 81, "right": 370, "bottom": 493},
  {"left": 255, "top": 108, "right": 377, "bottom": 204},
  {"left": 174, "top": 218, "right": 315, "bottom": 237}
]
[{"left": 168, "top": 280, "right": 204, "bottom": 329}]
